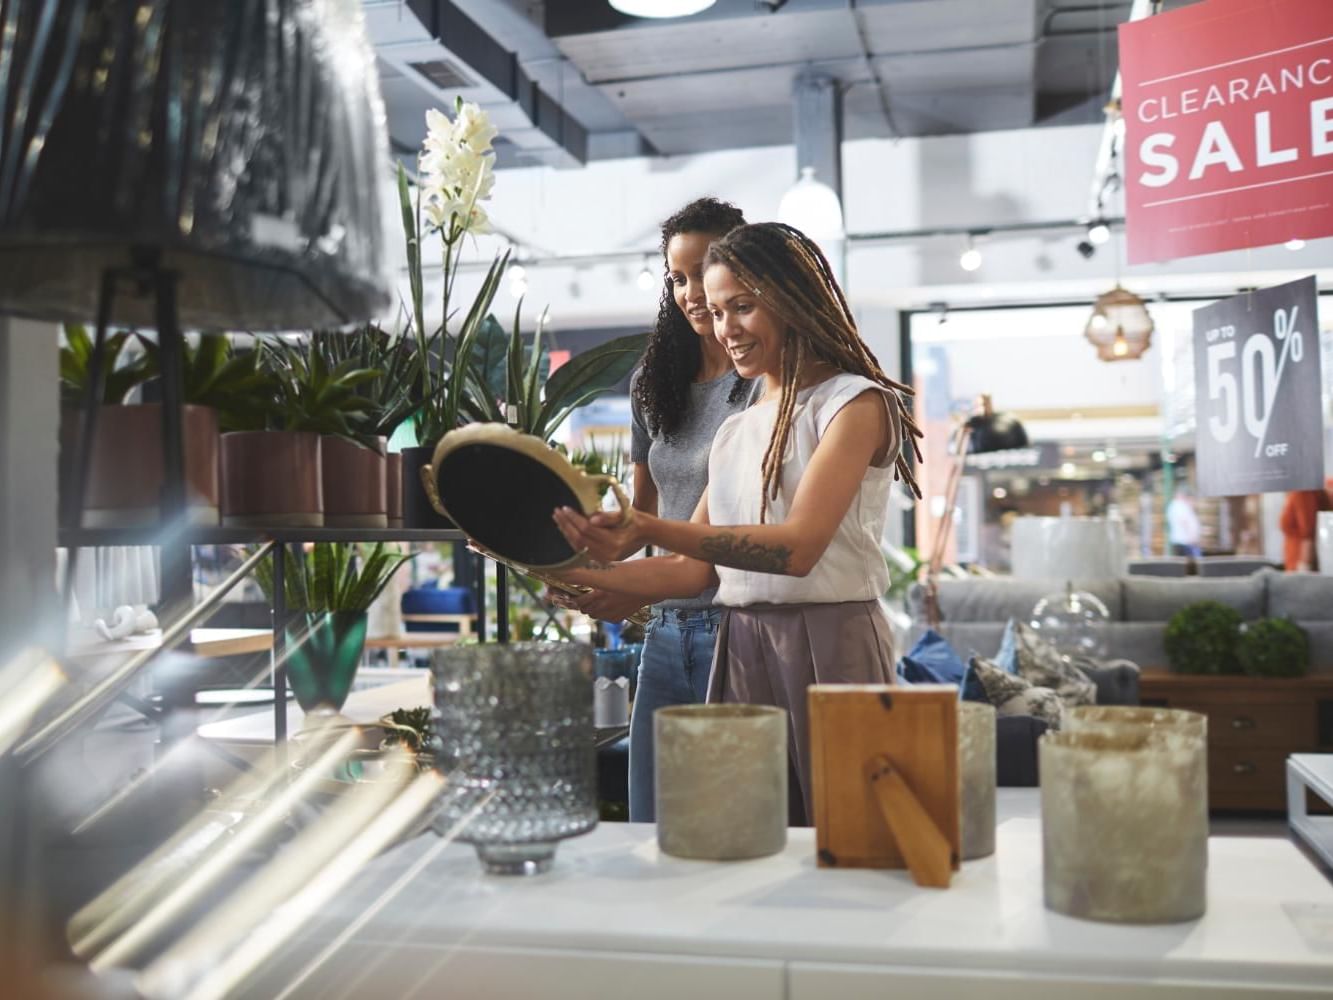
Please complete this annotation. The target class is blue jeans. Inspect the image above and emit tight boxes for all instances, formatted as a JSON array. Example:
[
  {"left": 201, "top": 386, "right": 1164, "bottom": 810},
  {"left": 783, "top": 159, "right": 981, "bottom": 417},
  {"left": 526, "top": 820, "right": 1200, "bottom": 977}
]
[{"left": 628, "top": 607, "right": 720, "bottom": 822}]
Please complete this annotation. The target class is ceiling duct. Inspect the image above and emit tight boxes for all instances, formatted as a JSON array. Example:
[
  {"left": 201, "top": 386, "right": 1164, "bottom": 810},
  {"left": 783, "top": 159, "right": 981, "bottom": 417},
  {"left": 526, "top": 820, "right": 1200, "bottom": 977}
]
[{"left": 364, "top": 0, "right": 588, "bottom": 168}]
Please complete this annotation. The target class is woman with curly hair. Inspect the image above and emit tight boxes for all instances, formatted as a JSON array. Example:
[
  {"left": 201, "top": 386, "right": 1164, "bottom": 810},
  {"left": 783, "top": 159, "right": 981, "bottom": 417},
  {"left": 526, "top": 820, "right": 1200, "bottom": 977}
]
[
  {"left": 552, "top": 222, "right": 923, "bottom": 824},
  {"left": 563, "top": 197, "right": 749, "bottom": 822}
]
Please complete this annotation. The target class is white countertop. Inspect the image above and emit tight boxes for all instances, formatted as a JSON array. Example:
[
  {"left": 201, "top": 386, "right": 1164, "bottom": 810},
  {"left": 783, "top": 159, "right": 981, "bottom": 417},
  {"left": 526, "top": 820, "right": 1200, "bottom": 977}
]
[
  {"left": 240, "top": 790, "right": 1333, "bottom": 999},
  {"left": 196, "top": 676, "right": 431, "bottom": 744}
]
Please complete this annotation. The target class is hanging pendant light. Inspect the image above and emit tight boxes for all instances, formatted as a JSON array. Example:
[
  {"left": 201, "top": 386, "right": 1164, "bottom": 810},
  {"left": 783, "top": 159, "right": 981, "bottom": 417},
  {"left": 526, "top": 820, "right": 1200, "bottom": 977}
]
[
  {"left": 778, "top": 166, "right": 844, "bottom": 241},
  {"left": 609, "top": 0, "right": 717, "bottom": 17},
  {"left": 1085, "top": 286, "right": 1154, "bottom": 362}
]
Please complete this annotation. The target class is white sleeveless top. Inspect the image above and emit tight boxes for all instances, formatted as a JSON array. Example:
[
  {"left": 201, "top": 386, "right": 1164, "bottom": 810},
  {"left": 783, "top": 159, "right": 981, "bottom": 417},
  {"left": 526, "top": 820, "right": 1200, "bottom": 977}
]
[{"left": 707, "top": 372, "right": 896, "bottom": 607}]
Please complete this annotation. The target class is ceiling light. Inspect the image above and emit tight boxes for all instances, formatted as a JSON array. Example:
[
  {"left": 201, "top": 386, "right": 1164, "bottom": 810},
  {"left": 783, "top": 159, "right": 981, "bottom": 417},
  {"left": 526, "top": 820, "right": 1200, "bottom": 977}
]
[
  {"left": 509, "top": 264, "right": 527, "bottom": 283},
  {"left": 1087, "top": 221, "right": 1111, "bottom": 245},
  {"left": 636, "top": 261, "right": 657, "bottom": 291},
  {"left": 1060, "top": 462, "right": 1077, "bottom": 477},
  {"left": 1084, "top": 285, "right": 1154, "bottom": 362},
  {"left": 778, "top": 165, "right": 844, "bottom": 241},
  {"left": 992, "top": 487, "right": 1008, "bottom": 500},
  {"left": 508, "top": 267, "right": 528, "bottom": 299},
  {"left": 1092, "top": 449, "right": 1107, "bottom": 462},
  {"left": 1285, "top": 238, "right": 1306, "bottom": 251},
  {"left": 959, "top": 236, "right": 982, "bottom": 272},
  {"left": 608, "top": 0, "right": 716, "bottom": 17}
]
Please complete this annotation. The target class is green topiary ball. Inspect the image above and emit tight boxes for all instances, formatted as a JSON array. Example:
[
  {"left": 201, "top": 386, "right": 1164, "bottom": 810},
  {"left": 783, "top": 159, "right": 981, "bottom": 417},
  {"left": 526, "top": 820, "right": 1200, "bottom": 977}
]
[
  {"left": 1237, "top": 617, "right": 1309, "bottom": 678},
  {"left": 1164, "top": 600, "right": 1243, "bottom": 675}
]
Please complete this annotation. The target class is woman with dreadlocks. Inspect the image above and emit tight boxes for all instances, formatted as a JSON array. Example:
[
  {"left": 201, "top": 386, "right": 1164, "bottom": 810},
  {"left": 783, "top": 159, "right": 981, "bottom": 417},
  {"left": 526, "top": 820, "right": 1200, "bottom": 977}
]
[
  {"left": 552, "top": 222, "right": 923, "bottom": 824},
  {"left": 557, "top": 197, "right": 750, "bottom": 823}
]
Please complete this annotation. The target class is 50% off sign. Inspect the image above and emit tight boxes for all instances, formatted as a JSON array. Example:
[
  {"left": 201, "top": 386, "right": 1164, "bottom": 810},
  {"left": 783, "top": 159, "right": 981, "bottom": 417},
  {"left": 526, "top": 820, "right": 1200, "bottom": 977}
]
[{"left": 1192, "top": 276, "right": 1324, "bottom": 497}]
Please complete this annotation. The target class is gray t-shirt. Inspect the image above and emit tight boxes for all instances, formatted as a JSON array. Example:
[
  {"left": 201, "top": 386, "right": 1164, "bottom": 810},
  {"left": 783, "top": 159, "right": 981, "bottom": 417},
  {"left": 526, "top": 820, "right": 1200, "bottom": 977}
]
[{"left": 630, "top": 368, "right": 752, "bottom": 609}]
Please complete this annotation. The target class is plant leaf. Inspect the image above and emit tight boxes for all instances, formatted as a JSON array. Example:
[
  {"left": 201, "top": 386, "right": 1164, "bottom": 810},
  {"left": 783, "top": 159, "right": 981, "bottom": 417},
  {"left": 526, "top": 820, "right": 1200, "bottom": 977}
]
[{"left": 535, "top": 332, "right": 648, "bottom": 440}]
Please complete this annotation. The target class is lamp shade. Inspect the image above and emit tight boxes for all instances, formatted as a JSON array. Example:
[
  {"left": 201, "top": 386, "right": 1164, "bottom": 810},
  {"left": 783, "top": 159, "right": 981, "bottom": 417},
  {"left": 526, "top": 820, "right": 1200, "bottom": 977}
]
[
  {"left": 0, "top": 0, "right": 391, "bottom": 331},
  {"left": 778, "top": 166, "right": 844, "bottom": 241},
  {"left": 1085, "top": 286, "right": 1153, "bottom": 362},
  {"left": 965, "top": 399, "right": 1028, "bottom": 454}
]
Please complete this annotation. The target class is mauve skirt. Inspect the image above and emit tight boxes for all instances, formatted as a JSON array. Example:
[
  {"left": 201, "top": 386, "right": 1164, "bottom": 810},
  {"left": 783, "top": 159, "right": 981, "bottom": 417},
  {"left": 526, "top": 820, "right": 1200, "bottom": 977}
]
[{"left": 706, "top": 599, "right": 896, "bottom": 824}]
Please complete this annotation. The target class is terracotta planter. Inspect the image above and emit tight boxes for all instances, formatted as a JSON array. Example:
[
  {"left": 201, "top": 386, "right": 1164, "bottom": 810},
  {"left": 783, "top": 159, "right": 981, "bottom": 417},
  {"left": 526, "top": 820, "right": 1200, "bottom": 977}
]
[
  {"left": 322, "top": 435, "right": 387, "bottom": 529},
  {"left": 386, "top": 452, "right": 403, "bottom": 528},
  {"left": 401, "top": 444, "right": 453, "bottom": 529},
  {"left": 60, "top": 403, "right": 220, "bottom": 527},
  {"left": 221, "top": 431, "right": 323, "bottom": 527}
]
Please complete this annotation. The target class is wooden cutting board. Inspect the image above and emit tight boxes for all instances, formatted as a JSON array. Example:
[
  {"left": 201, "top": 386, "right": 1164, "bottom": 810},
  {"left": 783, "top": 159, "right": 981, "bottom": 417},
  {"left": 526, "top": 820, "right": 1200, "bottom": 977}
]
[{"left": 808, "top": 685, "right": 960, "bottom": 884}]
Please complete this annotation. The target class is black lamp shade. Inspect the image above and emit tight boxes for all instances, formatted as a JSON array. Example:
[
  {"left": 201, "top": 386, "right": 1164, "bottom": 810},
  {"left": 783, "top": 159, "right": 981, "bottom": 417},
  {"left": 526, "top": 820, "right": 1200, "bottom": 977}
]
[
  {"left": 966, "top": 410, "right": 1028, "bottom": 453},
  {"left": 0, "top": 0, "right": 391, "bottom": 330}
]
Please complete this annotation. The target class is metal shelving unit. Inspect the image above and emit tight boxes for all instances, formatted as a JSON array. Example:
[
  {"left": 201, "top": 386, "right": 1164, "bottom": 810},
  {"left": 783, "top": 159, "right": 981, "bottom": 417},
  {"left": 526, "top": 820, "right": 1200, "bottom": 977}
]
[{"left": 58, "top": 524, "right": 510, "bottom": 751}]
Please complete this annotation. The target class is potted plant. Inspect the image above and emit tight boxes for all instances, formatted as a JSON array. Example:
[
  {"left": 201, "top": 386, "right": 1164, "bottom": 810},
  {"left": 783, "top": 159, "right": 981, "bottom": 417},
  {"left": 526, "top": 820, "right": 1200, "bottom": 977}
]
[
  {"left": 311, "top": 326, "right": 419, "bottom": 528},
  {"left": 396, "top": 101, "right": 509, "bottom": 528},
  {"left": 1164, "top": 600, "right": 1243, "bottom": 675},
  {"left": 60, "top": 328, "right": 261, "bottom": 526},
  {"left": 219, "top": 339, "right": 378, "bottom": 528},
  {"left": 254, "top": 543, "right": 415, "bottom": 720},
  {"left": 1237, "top": 617, "right": 1309, "bottom": 678}
]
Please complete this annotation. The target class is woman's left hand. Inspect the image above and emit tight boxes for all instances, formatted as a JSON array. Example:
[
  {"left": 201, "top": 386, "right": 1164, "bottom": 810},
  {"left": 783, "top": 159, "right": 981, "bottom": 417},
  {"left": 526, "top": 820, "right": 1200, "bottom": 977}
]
[{"left": 552, "top": 506, "right": 643, "bottom": 564}]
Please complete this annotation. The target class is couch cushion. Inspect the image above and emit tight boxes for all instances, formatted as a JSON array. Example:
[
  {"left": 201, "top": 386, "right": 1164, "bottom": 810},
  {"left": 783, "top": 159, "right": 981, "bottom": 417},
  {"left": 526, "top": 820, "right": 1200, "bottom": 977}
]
[
  {"left": 1070, "top": 656, "right": 1141, "bottom": 706},
  {"left": 1122, "top": 575, "right": 1265, "bottom": 621},
  {"left": 911, "top": 578, "right": 1124, "bottom": 623},
  {"left": 1105, "top": 622, "right": 1168, "bottom": 668},
  {"left": 925, "top": 623, "right": 1007, "bottom": 665},
  {"left": 1265, "top": 571, "right": 1333, "bottom": 621}
]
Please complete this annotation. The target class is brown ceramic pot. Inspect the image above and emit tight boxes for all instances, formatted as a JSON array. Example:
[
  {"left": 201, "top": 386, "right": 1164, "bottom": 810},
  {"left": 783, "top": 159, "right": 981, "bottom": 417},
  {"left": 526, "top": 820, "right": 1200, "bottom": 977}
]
[
  {"left": 386, "top": 452, "right": 403, "bottom": 528},
  {"left": 221, "top": 431, "right": 323, "bottom": 527},
  {"left": 59, "top": 403, "right": 220, "bottom": 526},
  {"left": 322, "top": 435, "right": 387, "bottom": 529}
]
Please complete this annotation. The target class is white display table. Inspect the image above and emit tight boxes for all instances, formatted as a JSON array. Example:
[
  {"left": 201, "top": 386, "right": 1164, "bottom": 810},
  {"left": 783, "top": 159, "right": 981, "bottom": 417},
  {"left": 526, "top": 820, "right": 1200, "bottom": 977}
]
[
  {"left": 241, "top": 790, "right": 1333, "bottom": 1000},
  {"left": 1289, "top": 754, "right": 1333, "bottom": 870}
]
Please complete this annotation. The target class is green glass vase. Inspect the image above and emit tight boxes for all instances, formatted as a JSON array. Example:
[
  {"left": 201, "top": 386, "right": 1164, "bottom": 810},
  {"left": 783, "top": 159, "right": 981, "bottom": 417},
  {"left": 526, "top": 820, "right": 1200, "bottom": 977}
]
[{"left": 283, "top": 611, "right": 368, "bottom": 716}]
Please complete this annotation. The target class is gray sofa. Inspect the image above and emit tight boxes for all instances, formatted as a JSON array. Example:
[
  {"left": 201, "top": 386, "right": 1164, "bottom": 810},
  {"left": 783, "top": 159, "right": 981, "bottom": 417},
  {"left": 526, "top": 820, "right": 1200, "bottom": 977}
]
[{"left": 909, "top": 570, "right": 1333, "bottom": 675}]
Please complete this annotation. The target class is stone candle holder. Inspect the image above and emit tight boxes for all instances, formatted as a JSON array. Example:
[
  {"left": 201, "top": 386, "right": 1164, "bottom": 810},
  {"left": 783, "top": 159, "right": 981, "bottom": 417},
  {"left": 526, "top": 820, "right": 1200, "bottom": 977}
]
[
  {"left": 958, "top": 702, "right": 996, "bottom": 860},
  {"left": 1040, "top": 727, "right": 1207, "bottom": 923},
  {"left": 655, "top": 705, "right": 787, "bottom": 861}
]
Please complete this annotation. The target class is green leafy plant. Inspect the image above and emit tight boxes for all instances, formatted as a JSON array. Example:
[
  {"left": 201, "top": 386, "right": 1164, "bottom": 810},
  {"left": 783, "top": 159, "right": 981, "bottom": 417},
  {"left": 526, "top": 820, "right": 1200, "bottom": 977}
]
[
  {"left": 380, "top": 706, "right": 434, "bottom": 754},
  {"left": 310, "top": 326, "right": 420, "bottom": 440},
  {"left": 227, "top": 338, "right": 381, "bottom": 444},
  {"left": 1164, "top": 600, "right": 1243, "bottom": 675},
  {"left": 253, "top": 543, "right": 416, "bottom": 612},
  {"left": 1237, "top": 617, "right": 1309, "bottom": 678},
  {"left": 882, "top": 545, "right": 923, "bottom": 604},
  {"left": 134, "top": 333, "right": 271, "bottom": 432},
  {"left": 59, "top": 324, "right": 152, "bottom": 405}
]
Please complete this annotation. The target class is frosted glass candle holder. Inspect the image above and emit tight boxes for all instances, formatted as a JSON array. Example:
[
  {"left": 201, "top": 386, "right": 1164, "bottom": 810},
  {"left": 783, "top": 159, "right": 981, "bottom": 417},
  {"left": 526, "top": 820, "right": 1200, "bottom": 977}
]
[
  {"left": 1066, "top": 705, "right": 1207, "bottom": 743},
  {"left": 656, "top": 705, "right": 787, "bottom": 861},
  {"left": 1040, "top": 727, "right": 1207, "bottom": 923},
  {"left": 958, "top": 702, "right": 996, "bottom": 860}
]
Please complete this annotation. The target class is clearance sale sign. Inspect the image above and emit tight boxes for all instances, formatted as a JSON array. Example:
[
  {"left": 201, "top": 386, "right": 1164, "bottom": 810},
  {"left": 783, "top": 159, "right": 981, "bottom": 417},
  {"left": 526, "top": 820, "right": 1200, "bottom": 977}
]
[{"left": 1119, "top": 0, "right": 1333, "bottom": 263}]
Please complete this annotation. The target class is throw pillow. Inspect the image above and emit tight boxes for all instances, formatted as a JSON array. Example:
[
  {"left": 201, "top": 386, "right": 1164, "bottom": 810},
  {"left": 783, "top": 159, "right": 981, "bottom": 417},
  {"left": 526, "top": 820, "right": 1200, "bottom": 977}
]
[
  {"left": 994, "top": 617, "right": 1019, "bottom": 673},
  {"left": 1011, "top": 621, "right": 1097, "bottom": 707},
  {"left": 967, "top": 656, "right": 1066, "bottom": 730},
  {"left": 898, "top": 629, "right": 968, "bottom": 685}
]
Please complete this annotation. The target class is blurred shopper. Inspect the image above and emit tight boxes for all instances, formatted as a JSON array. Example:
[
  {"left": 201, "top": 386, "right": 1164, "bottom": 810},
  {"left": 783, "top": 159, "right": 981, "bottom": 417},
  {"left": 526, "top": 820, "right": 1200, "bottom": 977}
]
[
  {"left": 1166, "top": 486, "right": 1202, "bottom": 558},
  {"left": 1280, "top": 481, "right": 1333, "bottom": 572}
]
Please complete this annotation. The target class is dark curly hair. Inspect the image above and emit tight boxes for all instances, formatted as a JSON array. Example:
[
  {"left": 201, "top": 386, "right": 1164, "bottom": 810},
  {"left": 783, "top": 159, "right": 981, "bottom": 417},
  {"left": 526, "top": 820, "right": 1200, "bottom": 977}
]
[{"left": 632, "top": 197, "right": 748, "bottom": 440}]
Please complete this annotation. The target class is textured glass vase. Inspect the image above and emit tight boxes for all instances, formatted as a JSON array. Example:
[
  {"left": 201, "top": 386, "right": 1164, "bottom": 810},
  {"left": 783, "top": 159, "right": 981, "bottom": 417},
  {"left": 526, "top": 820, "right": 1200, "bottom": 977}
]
[
  {"left": 284, "top": 611, "right": 368, "bottom": 718},
  {"left": 1040, "top": 727, "right": 1207, "bottom": 923},
  {"left": 431, "top": 642, "right": 597, "bottom": 875}
]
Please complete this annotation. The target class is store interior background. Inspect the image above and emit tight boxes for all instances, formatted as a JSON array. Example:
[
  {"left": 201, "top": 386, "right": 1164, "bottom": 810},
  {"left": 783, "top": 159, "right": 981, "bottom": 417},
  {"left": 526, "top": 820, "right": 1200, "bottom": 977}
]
[{"left": 366, "top": 0, "right": 1333, "bottom": 571}]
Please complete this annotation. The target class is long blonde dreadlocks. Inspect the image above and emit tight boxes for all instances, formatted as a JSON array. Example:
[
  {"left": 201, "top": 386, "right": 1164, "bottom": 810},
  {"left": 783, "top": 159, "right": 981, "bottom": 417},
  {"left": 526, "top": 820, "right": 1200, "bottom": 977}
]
[{"left": 704, "top": 222, "right": 924, "bottom": 522}]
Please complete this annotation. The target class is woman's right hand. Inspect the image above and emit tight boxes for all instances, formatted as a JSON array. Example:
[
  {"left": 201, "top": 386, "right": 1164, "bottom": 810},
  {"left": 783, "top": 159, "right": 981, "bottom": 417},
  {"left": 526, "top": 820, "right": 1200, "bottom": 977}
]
[{"left": 544, "top": 586, "right": 643, "bottom": 623}]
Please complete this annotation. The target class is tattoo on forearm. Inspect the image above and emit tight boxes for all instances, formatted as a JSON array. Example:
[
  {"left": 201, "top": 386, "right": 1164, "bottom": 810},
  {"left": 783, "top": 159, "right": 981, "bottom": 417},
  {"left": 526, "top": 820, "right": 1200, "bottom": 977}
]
[{"left": 699, "top": 532, "right": 791, "bottom": 574}]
